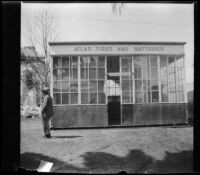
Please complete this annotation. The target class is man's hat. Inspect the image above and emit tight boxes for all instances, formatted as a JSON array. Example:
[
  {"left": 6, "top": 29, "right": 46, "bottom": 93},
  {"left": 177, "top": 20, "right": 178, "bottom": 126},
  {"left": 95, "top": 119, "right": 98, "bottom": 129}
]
[{"left": 42, "top": 87, "right": 50, "bottom": 92}]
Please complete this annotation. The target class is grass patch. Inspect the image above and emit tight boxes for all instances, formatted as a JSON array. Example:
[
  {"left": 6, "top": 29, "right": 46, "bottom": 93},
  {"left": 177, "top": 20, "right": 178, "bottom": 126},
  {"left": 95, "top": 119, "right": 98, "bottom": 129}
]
[{"left": 20, "top": 118, "right": 193, "bottom": 173}]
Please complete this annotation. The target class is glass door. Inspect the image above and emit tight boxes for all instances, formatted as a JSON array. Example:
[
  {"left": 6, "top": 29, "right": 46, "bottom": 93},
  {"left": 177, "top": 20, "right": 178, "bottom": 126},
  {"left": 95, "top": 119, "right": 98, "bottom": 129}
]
[{"left": 120, "top": 57, "right": 134, "bottom": 125}]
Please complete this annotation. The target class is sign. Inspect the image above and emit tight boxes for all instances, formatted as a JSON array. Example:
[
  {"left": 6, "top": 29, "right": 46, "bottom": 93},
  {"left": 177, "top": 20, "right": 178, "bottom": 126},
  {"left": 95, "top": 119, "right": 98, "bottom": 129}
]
[{"left": 50, "top": 44, "right": 184, "bottom": 55}]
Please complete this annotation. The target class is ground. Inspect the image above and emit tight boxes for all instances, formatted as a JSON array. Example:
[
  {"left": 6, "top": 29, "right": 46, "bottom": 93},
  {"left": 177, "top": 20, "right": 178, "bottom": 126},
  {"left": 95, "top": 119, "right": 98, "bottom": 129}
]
[{"left": 20, "top": 117, "right": 193, "bottom": 173}]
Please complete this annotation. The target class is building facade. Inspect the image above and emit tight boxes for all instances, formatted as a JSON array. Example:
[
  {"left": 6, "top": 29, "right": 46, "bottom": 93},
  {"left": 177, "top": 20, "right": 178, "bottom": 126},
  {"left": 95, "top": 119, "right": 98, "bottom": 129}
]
[{"left": 49, "top": 42, "right": 187, "bottom": 128}]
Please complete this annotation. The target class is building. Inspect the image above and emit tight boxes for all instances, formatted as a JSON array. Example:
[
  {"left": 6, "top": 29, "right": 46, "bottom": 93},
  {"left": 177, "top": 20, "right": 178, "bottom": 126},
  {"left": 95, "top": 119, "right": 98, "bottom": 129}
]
[
  {"left": 49, "top": 42, "right": 188, "bottom": 128},
  {"left": 21, "top": 46, "right": 45, "bottom": 107}
]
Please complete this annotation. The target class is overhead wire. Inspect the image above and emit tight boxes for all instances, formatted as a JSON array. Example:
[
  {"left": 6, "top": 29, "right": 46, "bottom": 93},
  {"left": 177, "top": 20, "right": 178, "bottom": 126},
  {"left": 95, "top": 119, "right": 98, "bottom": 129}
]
[{"left": 26, "top": 15, "right": 192, "bottom": 27}]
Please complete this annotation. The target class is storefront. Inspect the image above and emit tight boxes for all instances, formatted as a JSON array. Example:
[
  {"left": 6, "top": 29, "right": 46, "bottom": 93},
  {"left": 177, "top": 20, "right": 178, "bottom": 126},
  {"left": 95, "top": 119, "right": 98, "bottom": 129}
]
[{"left": 49, "top": 42, "right": 188, "bottom": 128}]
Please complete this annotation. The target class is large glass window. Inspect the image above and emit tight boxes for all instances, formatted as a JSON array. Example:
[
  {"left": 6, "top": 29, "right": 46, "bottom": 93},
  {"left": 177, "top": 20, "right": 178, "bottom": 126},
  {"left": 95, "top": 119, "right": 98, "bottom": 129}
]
[
  {"left": 120, "top": 55, "right": 185, "bottom": 104},
  {"left": 53, "top": 54, "right": 185, "bottom": 105},
  {"left": 160, "top": 55, "right": 185, "bottom": 102},
  {"left": 53, "top": 56, "right": 106, "bottom": 105}
]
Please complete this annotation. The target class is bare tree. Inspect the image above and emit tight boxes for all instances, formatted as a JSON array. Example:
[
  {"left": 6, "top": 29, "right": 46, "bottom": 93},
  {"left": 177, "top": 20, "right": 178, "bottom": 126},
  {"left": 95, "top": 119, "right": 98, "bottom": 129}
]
[
  {"left": 112, "top": 3, "right": 126, "bottom": 15},
  {"left": 25, "top": 8, "right": 58, "bottom": 88}
]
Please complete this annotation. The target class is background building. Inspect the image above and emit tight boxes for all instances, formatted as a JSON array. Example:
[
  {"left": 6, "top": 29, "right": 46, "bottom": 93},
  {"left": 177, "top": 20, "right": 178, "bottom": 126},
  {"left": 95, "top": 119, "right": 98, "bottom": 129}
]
[{"left": 21, "top": 46, "right": 45, "bottom": 117}]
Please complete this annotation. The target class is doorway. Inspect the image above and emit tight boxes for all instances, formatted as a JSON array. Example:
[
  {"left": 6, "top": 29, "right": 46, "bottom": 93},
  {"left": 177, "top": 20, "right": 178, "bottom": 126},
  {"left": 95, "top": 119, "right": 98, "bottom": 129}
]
[
  {"left": 108, "top": 96, "right": 121, "bottom": 125},
  {"left": 107, "top": 56, "right": 121, "bottom": 125}
]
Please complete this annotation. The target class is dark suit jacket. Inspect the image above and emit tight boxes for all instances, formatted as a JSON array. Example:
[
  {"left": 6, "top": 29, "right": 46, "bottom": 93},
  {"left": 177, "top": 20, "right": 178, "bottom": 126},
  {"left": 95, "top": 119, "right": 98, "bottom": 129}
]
[{"left": 41, "top": 95, "right": 53, "bottom": 117}]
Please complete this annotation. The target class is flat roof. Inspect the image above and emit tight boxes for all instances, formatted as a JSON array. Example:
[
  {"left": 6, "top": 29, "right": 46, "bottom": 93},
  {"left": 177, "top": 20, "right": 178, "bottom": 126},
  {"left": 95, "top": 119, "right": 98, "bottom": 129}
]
[{"left": 49, "top": 41, "right": 186, "bottom": 46}]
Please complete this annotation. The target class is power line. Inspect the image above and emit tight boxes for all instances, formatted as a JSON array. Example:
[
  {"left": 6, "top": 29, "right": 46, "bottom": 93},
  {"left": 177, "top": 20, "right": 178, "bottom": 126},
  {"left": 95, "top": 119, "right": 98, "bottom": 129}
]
[
  {"left": 50, "top": 16, "right": 192, "bottom": 27},
  {"left": 26, "top": 15, "right": 192, "bottom": 27}
]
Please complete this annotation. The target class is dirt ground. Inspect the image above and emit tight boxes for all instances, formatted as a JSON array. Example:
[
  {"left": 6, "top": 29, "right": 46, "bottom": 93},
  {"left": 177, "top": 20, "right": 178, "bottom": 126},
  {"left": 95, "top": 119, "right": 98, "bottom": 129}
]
[{"left": 20, "top": 117, "right": 193, "bottom": 173}]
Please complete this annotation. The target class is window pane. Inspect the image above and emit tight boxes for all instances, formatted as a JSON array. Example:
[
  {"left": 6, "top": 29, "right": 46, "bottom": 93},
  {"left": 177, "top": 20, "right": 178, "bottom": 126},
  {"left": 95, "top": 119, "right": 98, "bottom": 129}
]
[
  {"left": 122, "top": 80, "right": 130, "bottom": 91},
  {"left": 70, "top": 69, "right": 78, "bottom": 80},
  {"left": 53, "top": 57, "right": 62, "bottom": 68},
  {"left": 62, "top": 57, "right": 69, "bottom": 68},
  {"left": 53, "top": 93, "right": 61, "bottom": 104},
  {"left": 81, "top": 68, "right": 88, "bottom": 80},
  {"left": 53, "top": 81, "right": 61, "bottom": 92},
  {"left": 98, "top": 93, "right": 105, "bottom": 104},
  {"left": 135, "top": 92, "right": 143, "bottom": 103},
  {"left": 160, "top": 56, "right": 168, "bottom": 68},
  {"left": 161, "top": 91, "right": 168, "bottom": 102},
  {"left": 176, "top": 80, "right": 184, "bottom": 91},
  {"left": 148, "top": 91, "right": 152, "bottom": 103},
  {"left": 143, "top": 80, "right": 147, "bottom": 91},
  {"left": 62, "top": 69, "right": 69, "bottom": 81},
  {"left": 135, "top": 80, "right": 142, "bottom": 91},
  {"left": 122, "top": 58, "right": 129, "bottom": 67},
  {"left": 53, "top": 69, "right": 62, "bottom": 80},
  {"left": 151, "top": 68, "right": 158, "bottom": 80},
  {"left": 70, "top": 93, "right": 78, "bottom": 104},
  {"left": 134, "top": 57, "right": 142, "bottom": 68},
  {"left": 180, "top": 56, "right": 184, "bottom": 67},
  {"left": 62, "top": 93, "right": 69, "bottom": 104},
  {"left": 90, "top": 93, "right": 97, "bottom": 104},
  {"left": 71, "top": 56, "right": 78, "bottom": 68},
  {"left": 161, "top": 80, "right": 168, "bottom": 91},
  {"left": 81, "top": 93, "right": 89, "bottom": 104},
  {"left": 122, "top": 92, "right": 130, "bottom": 103},
  {"left": 142, "top": 58, "right": 148, "bottom": 80},
  {"left": 150, "top": 56, "right": 158, "bottom": 67},
  {"left": 81, "top": 81, "right": 88, "bottom": 92},
  {"left": 98, "top": 81, "right": 104, "bottom": 92},
  {"left": 168, "top": 92, "right": 176, "bottom": 102},
  {"left": 89, "top": 81, "right": 97, "bottom": 92},
  {"left": 98, "top": 68, "right": 105, "bottom": 79},
  {"left": 143, "top": 91, "right": 148, "bottom": 103},
  {"left": 98, "top": 56, "right": 105, "bottom": 67},
  {"left": 134, "top": 68, "right": 142, "bottom": 79},
  {"left": 62, "top": 81, "right": 70, "bottom": 92},
  {"left": 151, "top": 80, "right": 159, "bottom": 90},
  {"left": 152, "top": 91, "right": 159, "bottom": 102},
  {"left": 81, "top": 56, "right": 89, "bottom": 68},
  {"left": 181, "top": 68, "right": 184, "bottom": 80},
  {"left": 89, "top": 56, "right": 97, "bottom": 67},
  {"left": 89, "top": 68, "right": 97, "bottom": 79},
  {"left": 168, "top": 56, "right": 175, "bottom": 64},
  {"left": 180, "top": 92, "right": 185, "bottom": 102},
  {"left": 70, "top": 81, "right": 78, "bottom": 92},
  {"left": 121, "top": 76, "right": 130, "bottom": 80},
  {"left": 122, "top": 67, "right": 129, "bottom": 72}
]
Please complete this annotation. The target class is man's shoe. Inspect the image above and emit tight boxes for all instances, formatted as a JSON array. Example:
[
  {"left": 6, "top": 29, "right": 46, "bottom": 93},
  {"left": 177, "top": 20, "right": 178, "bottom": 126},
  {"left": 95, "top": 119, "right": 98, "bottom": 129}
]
[{"left": 46, "top": 134, "right": 51, "bottom": 138}]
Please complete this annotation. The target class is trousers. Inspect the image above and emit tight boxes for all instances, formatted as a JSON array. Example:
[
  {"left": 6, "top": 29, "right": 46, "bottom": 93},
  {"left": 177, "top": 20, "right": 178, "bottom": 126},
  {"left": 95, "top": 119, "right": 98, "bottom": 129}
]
[{"left": 42, "top": 114, "right": 51, "bottom": 136}]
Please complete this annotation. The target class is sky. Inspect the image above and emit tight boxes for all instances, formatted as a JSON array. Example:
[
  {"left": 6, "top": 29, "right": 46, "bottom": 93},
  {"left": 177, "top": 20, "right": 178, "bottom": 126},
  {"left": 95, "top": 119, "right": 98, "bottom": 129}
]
[{"left": 21, "top": 2, "right": 194, "bottom": 85}]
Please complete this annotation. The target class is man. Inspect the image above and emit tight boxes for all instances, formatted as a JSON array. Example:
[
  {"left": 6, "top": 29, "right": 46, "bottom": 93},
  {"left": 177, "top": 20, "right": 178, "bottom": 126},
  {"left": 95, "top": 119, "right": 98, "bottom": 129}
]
[{"left": 41, "top": 87, "right": 53, "bottom": 138}]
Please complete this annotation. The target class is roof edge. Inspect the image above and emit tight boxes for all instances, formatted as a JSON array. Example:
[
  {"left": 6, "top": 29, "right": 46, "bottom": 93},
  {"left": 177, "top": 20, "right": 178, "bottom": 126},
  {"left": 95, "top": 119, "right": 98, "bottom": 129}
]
[{"left": 49, "top": 41, "right": 187, "bottom": 46}]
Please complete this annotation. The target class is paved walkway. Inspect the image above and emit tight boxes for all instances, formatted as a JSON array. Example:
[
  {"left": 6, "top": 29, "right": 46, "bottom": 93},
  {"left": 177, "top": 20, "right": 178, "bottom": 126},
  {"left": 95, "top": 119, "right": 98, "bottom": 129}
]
[{"left": 20, "top": 118, "right": 193, "bottom": 173}]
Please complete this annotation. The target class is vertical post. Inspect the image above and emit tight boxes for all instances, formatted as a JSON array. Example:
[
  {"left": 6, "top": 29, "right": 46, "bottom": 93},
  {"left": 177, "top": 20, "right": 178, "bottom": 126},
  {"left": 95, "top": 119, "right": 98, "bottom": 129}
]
[
  {"left": 174, "top": 56, "right": 177, "bottom": 102},
  {"left": 183, "top": 53, "right": 188, "bottom": 123},
  {"left": 132, "top": 56, "right": 135, "bottom": 103},
  {"left": 78, "top": 56, "right": 81, "bottom": 104},
  {"left": 50, "top": 55, "right": 53, "bottom": 126},
  {"left": 119, "top": 56, "right": 122, "bottom": 125},
  {"left": 105, "top": 56, "right": 108, "bottom": 105},
  {"left": 141, "top": 56, "right": 143, "bottom": 103},
  {"left": 132, "top": 56, "right": 135, "bottom": 124},
  {"left": 149, "top": 56, "right": 152, "bottom": 103},
  {"left": 61, "top": 56, "right": 63, "bottom": 105},
  {"left": 96, "top": 56, "right": 98, "bottom": 104},
  {"left": 88, "top": 56, "right": 90, "bottom": 104},
  {"left": 183, "top": 54, "right": 187, "bottom": 103},
  {"left": 158, "top": 55, "right": 162, "bottom": 102},
  {"left": 50, "top": 56, "right": 53, "bottom": 99}
]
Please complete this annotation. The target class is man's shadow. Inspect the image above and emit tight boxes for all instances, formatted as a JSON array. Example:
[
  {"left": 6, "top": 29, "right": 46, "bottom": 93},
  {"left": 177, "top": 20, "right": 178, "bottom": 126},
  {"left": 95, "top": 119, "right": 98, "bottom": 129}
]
[{"left": 51, "top": 136, "right": 83, "bottom": 139}]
